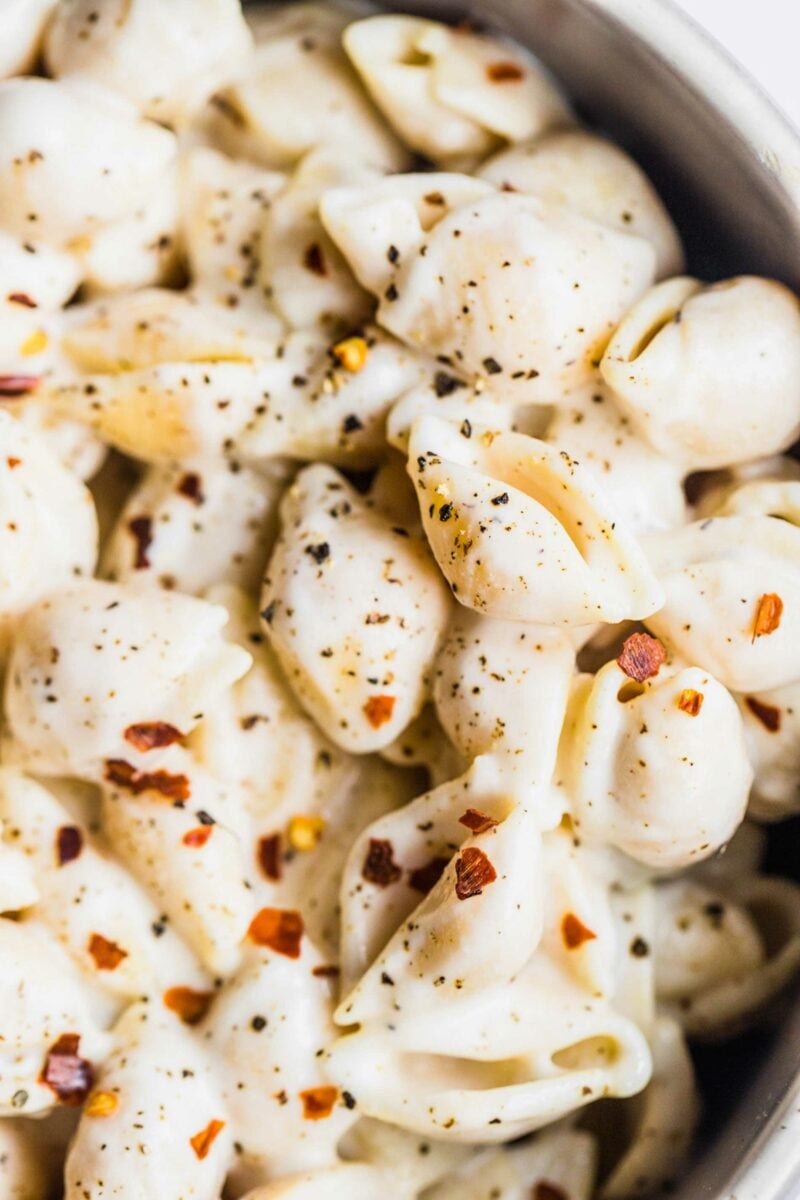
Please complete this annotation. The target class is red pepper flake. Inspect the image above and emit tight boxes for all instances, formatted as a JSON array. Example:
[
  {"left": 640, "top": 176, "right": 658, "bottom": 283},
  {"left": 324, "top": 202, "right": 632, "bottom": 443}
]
[
  {"left": 617, "top": 632, "right": 666, "bottom": 682},
  {"left": 7, "top": 292, "right": 37, "bottom": 308},
  {"left": 0, "top": 374, "right": 39, "bottom": 396},
  {"left": 257, "top": 832, "right": 282, "bottom": 881},
  {"left": 124, "top": 721, "right": 184, "bottom": 752},
  {"left": 183, "top": 825, "right": 213, "bottom": 848},
  {"left": 6, "top": 456, "right": 21, "bottom": 468},
  {"left": 561, "top": 912, "right": 597, "bottom": 950},
  {"left": 56, "top": 825, "right": 83, "bottom": 866},
  {"left": 88, "top": 933, "right": 128, "bottom": 971},
  {"left": 104, "top": 759, "right": 191, "bottom": 803},
  {"left": 408, "top": 855, "right": 449, "bottom": 894},
  {"left": 248, "top": 907, "right": 304, "bottom": 958},
  {"left": 745, "top": 695, "right": 782, "bottom": 733},
  {"left": 458, "top": 808, "right": 498, "bottom": 834},
  {"left": 752, "top": 593, "right": 783, "bottom": 641},
  {"left": 163, "top": 986, "right": 213, "bottom": 1025},
  {"left": 189, "top": 1118, "right": 225, "bottom": 1160},
  {"left": 299, "top": 1085, "right": 338, "bottom": 1120},
  {"left": 454, "top": 847, "right": 497, "bottom": 900},
  {"left": 677, "top": 689, "right": 704, "bottom": 716},
  {"left": 312, "top": 964, "right": 340, "bottom": 978},
  {"left": 127, "top": 515, "right": 153, "bottom": 569},
  {"left": 363, "top": 694, "right": 396, "bottom": 729},
  {"left": 533, "top": 1183, "right": 568, "bottom": 1200},
  {"left": 362, "top": 837, "right": 402, "bottom": 887},
  {"left": 176, "top": 472, "right": 205, "bottom": 505},
  {"left": 303, "top": 242, "right": 327, "bottom": 276},
  {"left": 41, "top": 1034, "right": 93, "bottom": 1106},
  {"left": 486, "top": 60, "right": 525, "bottom": 82}
]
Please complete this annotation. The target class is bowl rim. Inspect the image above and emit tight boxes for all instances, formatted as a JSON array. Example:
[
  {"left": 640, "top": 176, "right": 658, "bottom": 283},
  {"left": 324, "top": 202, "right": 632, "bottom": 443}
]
[{"left": 592, "top": 0, "right": 800, "bottom": 210}]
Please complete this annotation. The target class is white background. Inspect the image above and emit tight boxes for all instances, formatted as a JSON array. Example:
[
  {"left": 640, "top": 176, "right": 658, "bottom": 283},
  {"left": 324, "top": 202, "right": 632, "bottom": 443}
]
[{"left": 674, "top": 0, "right": 800, "bottom": 128}]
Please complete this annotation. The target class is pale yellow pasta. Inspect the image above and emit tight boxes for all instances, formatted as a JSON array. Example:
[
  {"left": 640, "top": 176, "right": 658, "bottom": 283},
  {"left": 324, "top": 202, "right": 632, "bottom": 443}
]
[
  {"left": 560, "top": 657, "right": 751, "bottom": 868},
  {"left": 64, "top": 1003, "right": 231, "bottom": 1200},
  {"left": 643, "top": 515, "right": 800, "bottom": 692},
  {"left": 262, "top": 146, "right": 377, "bottom": 331},
  {"left": 0, "top": 78, "right": 177, "bottom": 246},
  {"left": 601, "top": 276, "right": 800, "bottom": 469},
  {"left": 262, "top": 462, "right": 451, "bottom": 752},
  {"left": 479, "top": 129, "right": 684, "bottom": 277},
  {"left": 202, "top": 2, "right": 408, "bottom": 171},
  {"left": 3, "top": 579, "right": 251, "bottom": 777},
  {"left": 343, "top": 14, "right": 570, "bottom": 167},
  {"left": 323, "top": 182, "right": 656, "bottom": 402},
  {"left": 45, "top": 0, "right": 253, "bottom": 126},
  {"left": 407, "top": 414, "right": 663, "bottom": 625}
]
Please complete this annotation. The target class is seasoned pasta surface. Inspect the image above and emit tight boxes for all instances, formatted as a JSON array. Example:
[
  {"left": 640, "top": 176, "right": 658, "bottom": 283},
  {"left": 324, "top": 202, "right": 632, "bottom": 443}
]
[{"left": 1, "top": 3, "right": 799, "bottom": 1198}]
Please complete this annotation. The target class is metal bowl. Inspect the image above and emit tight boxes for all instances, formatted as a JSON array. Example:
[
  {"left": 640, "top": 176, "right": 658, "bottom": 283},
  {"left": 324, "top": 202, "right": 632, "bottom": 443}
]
[
  {"left": 251, "top": 1, "right": 800, "bottom": 1194},
  {"left": 393, "top": 2, "right": 800, "bottom": 1194}
]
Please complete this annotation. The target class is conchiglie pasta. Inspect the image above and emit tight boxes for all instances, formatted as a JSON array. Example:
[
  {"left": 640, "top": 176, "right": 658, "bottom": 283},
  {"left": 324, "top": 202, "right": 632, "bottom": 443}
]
[
  {"left": 427, "top": 1125, "right": 597, "bottom": 1200},
  {"left": 600, "top": 1018, "right": 699, "bottom": 1200},
  {"left": 101, "top": 458, "right": 289, "bottom": 596},
  {"left": 261, "top": 462, "right": 451, "bottom": 753},
  {"left": 261, "top": 146, "right": 377, "bottom": 332},
  {"left": 45, "top": 0, "right": 252, "bottom": 126},
  {"left": 643, "top": 514, "right": 800, "bottom": 692},
  {"left": 330, "top": 902, "right": 651, "bottom": 1143},
  {"left": 0, "top": 77, "right": 177, "bottom": 246},
  {"left": 200, "top": 943, "right": 353, "bottom": 1185},
  {"left": 0, "top": 4, "right": 797, "bottom": 1194},
  {"left": 101, "top": 748, "right": 254, "bottom": 977},
  {"left": 48, "top": 327, "right": 427, "bottom": 467},
  {"left": 544, "top": 380, "right": 687, "bottom": 534},
  {"left": 323, "top": 185, "right": 656, "bottom": 402},
  {"left": 343, "top": 15, "right": 569, "bottom": 167},
  {"left": 479, "top": 129, "right": 684, "bottom": 278},
  {"left": 328, "top": 980, "right": 651, "bottom": 1143},
  {"left": 339, "top": 791, "right": 545, "bottom": 1026},
  {"left": 737, "top": 678, "right": 800, "bottom": 820},
  {"left": 601, "top": 276, "right": 800, "bottom": 469},
  {"left": 560, "top": 653, "right": 751, "bottom": 868},
  {"left": 179, "top": 146, "right": 287, "bottom": 306},
  {"left": 432, "top": 609, "right": 574, "bottom": 791},
  {"left": 407, "top": 414, "right": 663, "bottom": 625},
  {"left": 3, "top": 579, "right": 251, "bottom": 778},
  {"left": 202, "top": 2, "right": 407, "bottom": 171},
  {"left": 653, "top": 875, "right": 800, "bottom": 1038},
  {"left": 64, "top": 1002, "right": 231, "bottom": 1200},
  {"left": 0, "top": 769, "right": 208, "bottom": 1000},
  {"left": 0, "top": 918, "right": 110, "bottom": 1117},
  {"left": 67, "top": 171, "right": 180, "bottom": 296}
]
